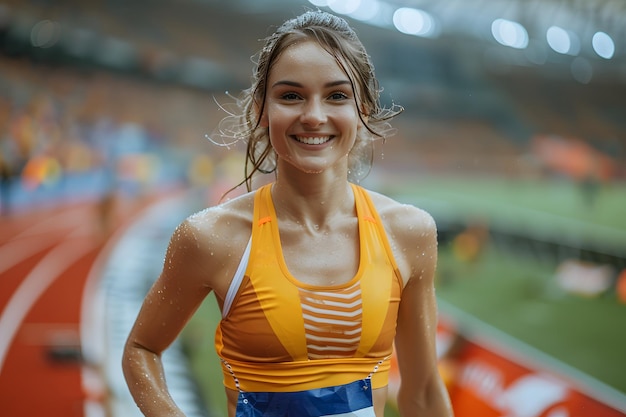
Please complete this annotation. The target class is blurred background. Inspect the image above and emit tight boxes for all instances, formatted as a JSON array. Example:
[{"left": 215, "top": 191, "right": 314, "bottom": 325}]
[{"left": 0, "top": 0, "right": 625, "bottom": 416}]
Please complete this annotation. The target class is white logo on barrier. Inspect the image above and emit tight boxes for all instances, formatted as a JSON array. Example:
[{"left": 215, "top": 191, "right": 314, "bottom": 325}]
[
  {"left": 497, "top": 373, "right": 569, "bottom": 417},
  {"left": 460, "top": 361, "right": 570, "bottom": 417}
]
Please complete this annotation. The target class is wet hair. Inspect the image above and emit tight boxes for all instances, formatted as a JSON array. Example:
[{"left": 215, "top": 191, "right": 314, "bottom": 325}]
[{"left": 221, "top": 10, "right": 403, "bottom": 192}]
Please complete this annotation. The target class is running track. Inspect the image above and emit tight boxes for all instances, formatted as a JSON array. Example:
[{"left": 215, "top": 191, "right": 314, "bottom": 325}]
[
  {"left": 0, "top": 201, "right": 106, "bottom": 416},
  {"left": 0, "top": 193, "right": 178, "bottom": 417}
]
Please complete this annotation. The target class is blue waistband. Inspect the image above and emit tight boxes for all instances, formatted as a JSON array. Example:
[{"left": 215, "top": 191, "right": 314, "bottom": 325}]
[{"left": 236, "top": 378, "right": 375, "bottom": 417}]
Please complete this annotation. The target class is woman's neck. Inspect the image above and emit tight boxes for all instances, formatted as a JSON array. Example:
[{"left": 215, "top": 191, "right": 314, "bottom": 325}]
[{"left": 271, "top": 171, "right": 355, "bottom": 230}]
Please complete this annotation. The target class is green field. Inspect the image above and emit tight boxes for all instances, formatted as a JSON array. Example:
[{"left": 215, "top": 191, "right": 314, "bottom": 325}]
[
  {"left": 436, "top": 245, "right": 626, "bottom": 393},
  {"left": 390, "top": 176, "right": 626, "bottom": 394},
  {"left": 182, "top": 177, "right": 626, "bottom": 415}
]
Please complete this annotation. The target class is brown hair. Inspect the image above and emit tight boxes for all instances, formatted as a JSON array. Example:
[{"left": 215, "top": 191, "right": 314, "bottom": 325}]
[{"left": 222, "top": 10, "right": 402, "bottom": 192}]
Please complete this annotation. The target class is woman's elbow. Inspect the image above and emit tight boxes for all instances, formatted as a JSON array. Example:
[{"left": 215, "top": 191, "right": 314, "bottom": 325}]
[{"left": 396, "top": 376, "right": 453, "bottom": 417}]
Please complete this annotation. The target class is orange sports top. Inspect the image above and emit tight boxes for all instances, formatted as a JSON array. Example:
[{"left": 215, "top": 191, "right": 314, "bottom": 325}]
[{"left": 215, "top": 183, "right": 403, "bottom": 392}]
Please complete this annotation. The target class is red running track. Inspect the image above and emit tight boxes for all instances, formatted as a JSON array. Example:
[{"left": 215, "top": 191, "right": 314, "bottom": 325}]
[{"left": 0, "top": 195, "right": 167, "bottom": 417}]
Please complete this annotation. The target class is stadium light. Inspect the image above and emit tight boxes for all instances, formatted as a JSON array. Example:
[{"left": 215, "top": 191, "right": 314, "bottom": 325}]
[
  {"left": 592, "top": 31, "right": 615, "bottom": 59},
  {"left": 392, "top": 7, "right": 437, "bottom": 38},
  {"left": 546, "top": 26, "right": 580, "bottom": 56},
  {"left": 491, "top": 18, "right": 528, "bottom": 49},
  {"left": 347, "top": 0, "right": 381, "bottom": 22},
  {"left": 328, "top": 0, "right": 361, "bottom": 15}
]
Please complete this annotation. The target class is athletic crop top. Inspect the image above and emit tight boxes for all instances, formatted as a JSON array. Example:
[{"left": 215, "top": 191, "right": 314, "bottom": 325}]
[{"left": 215, "top": 183, "right": 403, "bottom": 392}]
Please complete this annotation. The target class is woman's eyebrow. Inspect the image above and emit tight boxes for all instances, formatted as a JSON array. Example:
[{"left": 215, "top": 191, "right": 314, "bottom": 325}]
[{"left": 271, "top": 80, "right": 351, "bottom": 88}]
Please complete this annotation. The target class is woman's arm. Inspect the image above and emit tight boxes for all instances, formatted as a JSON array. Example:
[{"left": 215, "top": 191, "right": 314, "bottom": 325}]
[
  {"left": 122, "top": 218, "right": 215, "bottom": 416},
  {"left": 392, "top": 207, "right": 454, "bottom": 417}
]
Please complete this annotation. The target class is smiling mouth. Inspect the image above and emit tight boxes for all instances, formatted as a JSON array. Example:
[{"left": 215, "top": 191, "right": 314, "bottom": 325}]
[{"left": 293, "top": 135, "right": 333, "bottom": 145}]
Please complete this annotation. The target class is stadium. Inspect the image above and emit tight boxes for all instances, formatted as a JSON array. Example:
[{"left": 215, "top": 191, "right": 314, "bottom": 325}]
[{"left": 0, "top": 0, "right": 625, "bottom": 416}]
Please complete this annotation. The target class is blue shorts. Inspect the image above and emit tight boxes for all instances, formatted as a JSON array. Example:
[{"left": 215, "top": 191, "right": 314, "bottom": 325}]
[{"left": 235, "top": 378, "right": 375, "bottom": 417}]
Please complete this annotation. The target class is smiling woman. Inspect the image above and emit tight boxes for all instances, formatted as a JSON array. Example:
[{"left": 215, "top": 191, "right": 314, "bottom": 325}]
[
  {"left": 222, "top": 10, "right": 403, "bottom": 191},
  {"left": 261, "top": 41, "right": 361, "bottom": 176},
  {"left": 122, "top": 10, "right": 453, "bottom": 417}
]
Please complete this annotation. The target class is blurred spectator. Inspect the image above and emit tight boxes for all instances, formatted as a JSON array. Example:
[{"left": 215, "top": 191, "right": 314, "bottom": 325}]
[{"left": 0, "top": 54, "right": 227, "bottom": 213}]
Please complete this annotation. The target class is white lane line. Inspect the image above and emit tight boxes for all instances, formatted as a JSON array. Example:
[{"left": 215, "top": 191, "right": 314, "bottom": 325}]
[
  {"left": 79, "top": 214, "right": 140, "bottom": 417},
  {"left": 79, "top": 192, "right": 187, "bottom": 417},
  {"left": 12, "top": 205, "right": 89, "bottom": 240},
  {"left": 0, "top": 235, "right": 97, "bottom": 373},
  {"left": 79, "top": 192, "right": 186, "bottom": 360},
  {"left": 0, "top": 237, "right": 58, "bottom": 276},
  {"left": 0, "top": 207, "right": 88, "bottom": 275}
]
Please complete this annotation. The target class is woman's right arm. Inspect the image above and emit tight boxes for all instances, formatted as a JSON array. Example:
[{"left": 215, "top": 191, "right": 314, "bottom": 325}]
[{"left": 122, "top": 217, "right": 216, "bottom": 416}]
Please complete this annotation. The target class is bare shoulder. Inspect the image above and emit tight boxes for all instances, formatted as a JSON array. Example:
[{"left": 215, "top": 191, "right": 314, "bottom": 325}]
[
  {"left": 365, "top": 189, "right": 437, "bottom": 239},
  {"left": 365, "top": 189, "right": 438, "bottom": 286},
  {"left": 183, "top": 191, "right": 255, "bottom": 250},
  {"left": 165, "top": 191, "right": 255, "bottom": 293}
]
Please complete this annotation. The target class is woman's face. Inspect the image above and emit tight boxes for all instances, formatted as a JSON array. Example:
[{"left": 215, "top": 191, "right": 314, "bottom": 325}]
[{"left": 261, "top": 40, "right": 363, "bottom": 176}]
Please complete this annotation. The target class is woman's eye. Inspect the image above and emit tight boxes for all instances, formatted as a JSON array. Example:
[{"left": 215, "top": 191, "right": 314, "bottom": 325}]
[
  {"left": 329, "top": 92, "right": 349, "bottom": 100},
  {"left": 281, "top": 92, "right": 300, "bottom": 100}
]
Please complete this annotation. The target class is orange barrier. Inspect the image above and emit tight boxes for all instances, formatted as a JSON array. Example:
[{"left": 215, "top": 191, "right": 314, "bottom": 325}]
[{"left": 388, "top": 319, "right": 625, "bottom": 416}]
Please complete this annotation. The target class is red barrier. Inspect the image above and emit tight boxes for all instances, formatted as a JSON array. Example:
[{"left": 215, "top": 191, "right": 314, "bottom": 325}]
[
  {"left": 448, "top": 342, "right": 624, "bottom": 417},
  {"left": 388, "top": 319, "right": 626, "bottom": 417}
]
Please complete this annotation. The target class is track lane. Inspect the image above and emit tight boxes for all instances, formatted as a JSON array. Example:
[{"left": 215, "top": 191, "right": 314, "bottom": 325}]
[{"left": 0, "top": 202, "right": 103, "bottom": 416}]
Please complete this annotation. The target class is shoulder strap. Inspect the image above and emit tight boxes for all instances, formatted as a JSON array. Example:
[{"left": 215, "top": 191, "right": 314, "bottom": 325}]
[
  {"left": 248, "top": 183, "right": 309, "bottom": 360},
  {"left": 351, "top": 184, "right": 403, "bottom": 357}
]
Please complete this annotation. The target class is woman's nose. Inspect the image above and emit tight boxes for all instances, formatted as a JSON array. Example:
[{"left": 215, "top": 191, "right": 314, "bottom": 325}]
[{"left": 300, "top": 99, "right": 327, "bottom": 126}]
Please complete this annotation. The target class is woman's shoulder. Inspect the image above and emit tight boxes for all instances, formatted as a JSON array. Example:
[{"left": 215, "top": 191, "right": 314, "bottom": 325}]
[
  {"left": 174, "top": 191, "right": 256, "bottom": 255},
  {"left": 363, "top": 188, "right": 438, "bottom": 286},
  {"left": 162, "top": 191, "right": 256, "bottom": 289},
  {"left": 363, "top": 188, "right": 436, "bottom": 235},
  {"left": 188, "top": 191, "right": 254, "bottom": 234}
]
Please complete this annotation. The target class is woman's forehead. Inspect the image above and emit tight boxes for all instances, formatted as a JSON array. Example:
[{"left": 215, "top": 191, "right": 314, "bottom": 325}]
[{"left": 269, "top": 41, "right": 353, "bottom": 84}]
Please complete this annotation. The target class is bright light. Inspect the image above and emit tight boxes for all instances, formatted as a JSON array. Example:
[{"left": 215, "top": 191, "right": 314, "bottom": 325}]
[
  {"left": 329, "top": 0, "right": 361, "bottom": 15},
  {"left": 491, "top": 19, "right": 528, "bottom": 49},
  {"left": 547, "top": 26, "right": 570, "bottom": 54},
  {"left": 546, "top": 26, "right": 580, "bottom": 55},
  {"left": 393, "top": 7, "right": 436, "bottom": 38},
  {"left": 348, "top": 0, "right": 381, "bottom": 22},
  {"left": 592, "top": 31, "right": 615, "bottom": 59}
]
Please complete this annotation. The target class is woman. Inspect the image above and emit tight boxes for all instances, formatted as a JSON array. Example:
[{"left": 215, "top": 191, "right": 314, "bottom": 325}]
[{"left": 123, "top": 10, "right": 453, "bottom": 417}]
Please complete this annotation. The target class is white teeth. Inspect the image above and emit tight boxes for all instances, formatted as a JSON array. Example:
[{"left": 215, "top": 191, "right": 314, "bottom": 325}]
[{"left": 295, "top": 136, "right": 331, "bottom": 145}]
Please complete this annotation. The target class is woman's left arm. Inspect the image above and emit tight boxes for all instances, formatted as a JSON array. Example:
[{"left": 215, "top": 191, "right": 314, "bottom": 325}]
[{"left": 391, "top": 206, "right": 454, "bottom": 417}]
